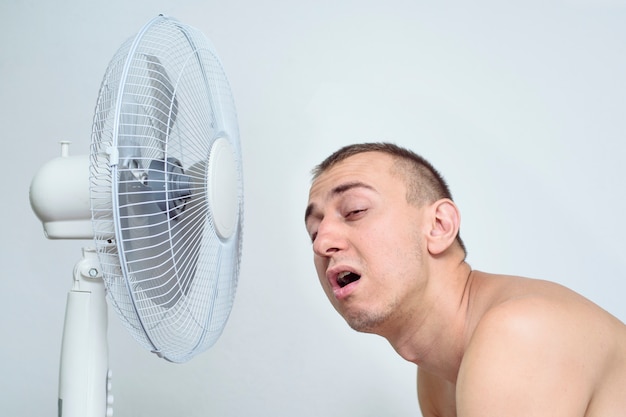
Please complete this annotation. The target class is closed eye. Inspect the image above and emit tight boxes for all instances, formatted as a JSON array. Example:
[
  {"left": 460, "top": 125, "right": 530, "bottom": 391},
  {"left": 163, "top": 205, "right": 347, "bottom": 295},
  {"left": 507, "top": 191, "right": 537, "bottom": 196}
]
[
  {"left": 346, "top": 208, "right": 367, "bottom": 219},
  {"left": 352, "top": 209, "right": 366, "bottom": 214},
  {"left": 308, "top": 210, "right": 365, "bottom": 244}
]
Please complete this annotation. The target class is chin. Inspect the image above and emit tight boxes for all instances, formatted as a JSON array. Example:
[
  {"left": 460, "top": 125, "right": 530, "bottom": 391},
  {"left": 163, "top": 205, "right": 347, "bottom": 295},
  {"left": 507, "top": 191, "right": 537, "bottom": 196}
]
[{"left": 344, "top": 310, "right": 389, "bottom": 334}]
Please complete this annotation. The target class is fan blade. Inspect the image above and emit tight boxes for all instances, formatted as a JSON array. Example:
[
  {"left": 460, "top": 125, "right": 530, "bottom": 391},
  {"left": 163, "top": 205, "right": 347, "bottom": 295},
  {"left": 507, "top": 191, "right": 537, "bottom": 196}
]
[
  {"left": 117, "top": 166, "right": 195, "bottom": 310},
  {"left": 145, "top": 55, "right": 178, "bottom": 142}
]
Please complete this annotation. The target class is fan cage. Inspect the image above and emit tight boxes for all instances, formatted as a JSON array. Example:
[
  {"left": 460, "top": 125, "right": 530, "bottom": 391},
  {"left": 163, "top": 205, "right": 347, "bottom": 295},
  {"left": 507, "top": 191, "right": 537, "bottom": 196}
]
[{"left": 90, "top": 15, "right": 242, "bottom": 363}]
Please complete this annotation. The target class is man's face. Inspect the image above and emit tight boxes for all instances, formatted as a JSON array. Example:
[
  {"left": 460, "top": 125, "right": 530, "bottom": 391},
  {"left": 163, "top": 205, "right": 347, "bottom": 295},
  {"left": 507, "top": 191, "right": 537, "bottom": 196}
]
[{"left": 305, "top": 152, "right": 428, "bottom": 335}]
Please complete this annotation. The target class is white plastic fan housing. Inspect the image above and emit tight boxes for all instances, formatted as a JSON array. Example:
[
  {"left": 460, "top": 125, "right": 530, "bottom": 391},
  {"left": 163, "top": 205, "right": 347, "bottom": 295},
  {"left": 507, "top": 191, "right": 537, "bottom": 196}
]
[{"left": 29, "top": 142, "right": 93, "bottom": 239}]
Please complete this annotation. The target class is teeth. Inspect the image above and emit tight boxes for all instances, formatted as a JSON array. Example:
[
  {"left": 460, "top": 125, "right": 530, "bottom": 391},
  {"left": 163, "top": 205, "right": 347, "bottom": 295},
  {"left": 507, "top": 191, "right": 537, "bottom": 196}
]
[
  {"left": 336, "top": 271, "right": 360, "bottom": 288},
  {"left": 338, "top": 271, "right": 351, "bottom": 280}
]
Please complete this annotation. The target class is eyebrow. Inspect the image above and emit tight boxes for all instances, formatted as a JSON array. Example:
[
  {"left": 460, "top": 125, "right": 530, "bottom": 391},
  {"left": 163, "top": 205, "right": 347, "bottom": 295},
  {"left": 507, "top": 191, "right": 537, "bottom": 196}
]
[{"left": 304, "top": 181, "right": 375, "bottom": 224}]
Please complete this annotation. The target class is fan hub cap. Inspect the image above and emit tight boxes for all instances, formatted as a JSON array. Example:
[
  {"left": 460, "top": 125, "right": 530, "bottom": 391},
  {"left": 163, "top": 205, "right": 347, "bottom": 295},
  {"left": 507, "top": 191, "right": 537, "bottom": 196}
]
[{"left": 208, "top": 137, "right": 239, "bottom": 240}]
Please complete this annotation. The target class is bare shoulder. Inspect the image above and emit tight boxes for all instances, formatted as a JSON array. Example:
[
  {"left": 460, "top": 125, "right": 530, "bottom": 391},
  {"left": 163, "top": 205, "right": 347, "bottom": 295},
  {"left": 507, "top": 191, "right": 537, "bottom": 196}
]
[{"left": 457, "top": 275, "right": 626, "bottom": 416}]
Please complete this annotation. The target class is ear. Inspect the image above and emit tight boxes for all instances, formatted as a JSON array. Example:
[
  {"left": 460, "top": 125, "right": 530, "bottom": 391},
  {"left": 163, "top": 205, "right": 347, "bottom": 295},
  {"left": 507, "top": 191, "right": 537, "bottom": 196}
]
[{"left": 426, "top": 199, "right": 461, "bottom": 256}]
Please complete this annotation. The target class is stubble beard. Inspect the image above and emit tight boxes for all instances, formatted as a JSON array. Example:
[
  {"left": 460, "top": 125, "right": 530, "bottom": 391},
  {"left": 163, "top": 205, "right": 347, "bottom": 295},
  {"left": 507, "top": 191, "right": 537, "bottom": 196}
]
[{"left": 343, "top": 296, "right": 400, "bottom": 334}]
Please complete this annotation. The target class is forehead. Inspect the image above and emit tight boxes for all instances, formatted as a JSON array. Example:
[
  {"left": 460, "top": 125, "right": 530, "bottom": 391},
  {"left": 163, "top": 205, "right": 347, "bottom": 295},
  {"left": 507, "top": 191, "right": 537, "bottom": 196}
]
[{"left": 308, "top": 151, "right": 399, "bottom": 201}]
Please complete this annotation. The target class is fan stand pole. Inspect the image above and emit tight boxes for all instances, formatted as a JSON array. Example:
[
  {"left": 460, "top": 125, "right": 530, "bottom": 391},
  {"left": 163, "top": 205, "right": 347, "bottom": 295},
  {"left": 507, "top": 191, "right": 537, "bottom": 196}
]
[{"left": 58, "top": 247, "right": 112, "bottom": 417}]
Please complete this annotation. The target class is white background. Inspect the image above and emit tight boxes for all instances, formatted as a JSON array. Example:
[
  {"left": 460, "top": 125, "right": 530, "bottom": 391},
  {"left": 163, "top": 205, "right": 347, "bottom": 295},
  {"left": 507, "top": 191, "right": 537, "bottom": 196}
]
[{"left": 2, "top": 1, "right": 625, "bottom": 416}]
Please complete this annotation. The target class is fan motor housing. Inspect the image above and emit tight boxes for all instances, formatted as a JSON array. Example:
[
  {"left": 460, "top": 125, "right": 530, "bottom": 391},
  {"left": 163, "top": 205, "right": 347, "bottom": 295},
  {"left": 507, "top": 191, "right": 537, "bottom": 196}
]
[{"left": 29, "top": 143, "right": 93, "bottom": 239}]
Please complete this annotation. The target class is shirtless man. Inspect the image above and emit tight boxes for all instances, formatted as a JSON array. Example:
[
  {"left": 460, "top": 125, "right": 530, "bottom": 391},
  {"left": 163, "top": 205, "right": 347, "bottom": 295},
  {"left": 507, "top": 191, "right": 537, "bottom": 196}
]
[{"left": 304, "top": 142, "right": 626, "bottom": 416}]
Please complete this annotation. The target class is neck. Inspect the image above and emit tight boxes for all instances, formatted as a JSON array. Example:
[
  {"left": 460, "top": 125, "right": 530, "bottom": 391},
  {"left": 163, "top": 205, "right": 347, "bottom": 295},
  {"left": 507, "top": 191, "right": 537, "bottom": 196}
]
[{"left": 383, "top": 260, "right": 474, "bottom": 383}]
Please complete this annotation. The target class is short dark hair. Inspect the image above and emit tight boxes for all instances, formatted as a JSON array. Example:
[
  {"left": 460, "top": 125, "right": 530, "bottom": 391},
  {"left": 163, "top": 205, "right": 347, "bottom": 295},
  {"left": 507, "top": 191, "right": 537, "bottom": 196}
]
[{"left": 312, "top": 142, "right": 467, "bottom": 255}]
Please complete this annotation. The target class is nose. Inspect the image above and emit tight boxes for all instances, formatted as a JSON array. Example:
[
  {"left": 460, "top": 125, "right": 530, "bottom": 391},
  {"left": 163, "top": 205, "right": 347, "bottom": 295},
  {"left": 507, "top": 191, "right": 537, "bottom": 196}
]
[{"left": 312, "top": 217, "right": 345, "bottom": 257}]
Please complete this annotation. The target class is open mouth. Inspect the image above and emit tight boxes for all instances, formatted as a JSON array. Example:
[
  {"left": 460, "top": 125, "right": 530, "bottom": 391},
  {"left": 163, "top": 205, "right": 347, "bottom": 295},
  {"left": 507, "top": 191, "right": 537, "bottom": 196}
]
[{"left": 337, "top": 271, "right": 361, "bottom": 288}]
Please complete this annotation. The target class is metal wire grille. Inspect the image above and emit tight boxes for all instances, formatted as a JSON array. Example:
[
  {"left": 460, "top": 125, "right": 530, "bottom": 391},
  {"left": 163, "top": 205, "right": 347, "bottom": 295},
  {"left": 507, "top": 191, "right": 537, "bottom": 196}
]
[{"left": 90, "top": 15, "right": 242, "bottom": 363}]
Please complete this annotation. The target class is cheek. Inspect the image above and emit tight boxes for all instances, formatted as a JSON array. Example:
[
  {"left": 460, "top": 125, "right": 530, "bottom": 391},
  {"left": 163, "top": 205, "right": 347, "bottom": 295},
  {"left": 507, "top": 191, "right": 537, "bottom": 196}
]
[
  {"left": 369, "top": 220, "right": 422, "bottom": 268},
  {"left": 366, "top": 219, "right": 409, "bottom": 251}
]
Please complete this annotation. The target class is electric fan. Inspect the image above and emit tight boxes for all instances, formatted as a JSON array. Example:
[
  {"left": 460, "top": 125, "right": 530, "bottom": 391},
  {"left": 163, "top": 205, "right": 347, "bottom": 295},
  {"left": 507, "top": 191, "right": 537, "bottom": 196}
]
[{"left": 29, "top": 15, "right": 243, "bottom": 417}]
